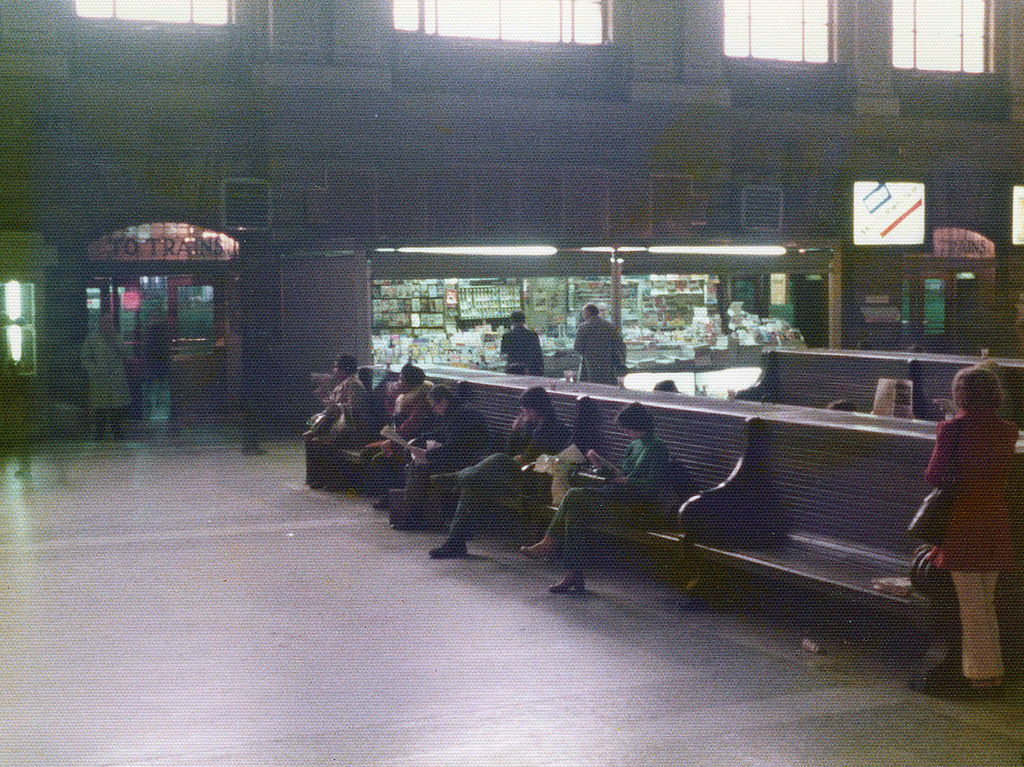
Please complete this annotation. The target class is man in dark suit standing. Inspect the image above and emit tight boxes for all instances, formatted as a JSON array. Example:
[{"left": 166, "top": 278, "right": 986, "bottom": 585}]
[
  {"left": 500, "top": 310, "right": 544, "bottom": 376},
  {"left": 573, "top": 303, "right": 626, "bottom": 385}
]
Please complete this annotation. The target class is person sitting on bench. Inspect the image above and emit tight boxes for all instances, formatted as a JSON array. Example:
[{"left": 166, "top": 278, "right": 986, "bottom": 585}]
[
  {"left": 305, "top": 354, "right": 374, "bottom": 489},
  {"left": 428, "top": 386, "right": 572, "bottom": 559},
  {"left": 388, "top": 384, "right": 490, "bottom": 529},
  {"left": 520, "top": 401, "right": 668, "bottom": 594},
  {"left": 364, "top": 364, "right": 434, "bottom": 508}
]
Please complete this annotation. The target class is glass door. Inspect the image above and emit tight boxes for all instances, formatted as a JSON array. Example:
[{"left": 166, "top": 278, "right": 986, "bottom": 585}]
[
  {"left": 86, "top": 274, "right": 229, "bottom": 423},
  {"left": 901, "top": 272, "right": 948, "bottom": 353}
]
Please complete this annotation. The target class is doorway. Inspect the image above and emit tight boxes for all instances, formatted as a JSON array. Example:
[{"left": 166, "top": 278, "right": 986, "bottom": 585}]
[
  {"left": 86, "top": 273, "right": 235, "bottom": 424},
  {"left": 901, "top": 264, "right": 993, "bottom": 355},
  {"left": 790, "top": 274, "right": 829, "bottom": 348}
]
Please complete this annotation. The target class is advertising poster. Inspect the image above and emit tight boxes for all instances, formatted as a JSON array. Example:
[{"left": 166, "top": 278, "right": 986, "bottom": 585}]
[{"left": 852, "top": 181, "right": 925, "bottom": 246}]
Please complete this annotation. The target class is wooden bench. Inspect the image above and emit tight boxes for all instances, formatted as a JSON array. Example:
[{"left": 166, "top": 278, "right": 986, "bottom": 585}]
[
  {"left": 423, "top": 370, "right": 938, "bottom": 611},
  {"left": 675, "top": 412, "right": 1021, "bottom": 679},
  {"left": 741, "top": 348, "right": 1024, "bottom": 425},
  {"left": 678, "top": 415, "right": 950, "bottom": 614},
  {"left": 417, "top": 367, "right": 1023, "bottom": 673},
  {"left": 422, "top": 370, "right": 739, "bottom": 560}
]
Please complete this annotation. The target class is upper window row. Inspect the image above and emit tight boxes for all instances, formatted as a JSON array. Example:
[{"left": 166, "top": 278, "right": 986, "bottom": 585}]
[
  {"left": 76, "top": 0, "right": 231, "bottom": 25},
  {"left": 73, "top": 0, "right": 991, "bottom": 74},
  {"left": 392, "top": 0, "right": 607, "bottom": 45},
  {"left": 725, "top": 0, "right": 989, "bottom": 72}
]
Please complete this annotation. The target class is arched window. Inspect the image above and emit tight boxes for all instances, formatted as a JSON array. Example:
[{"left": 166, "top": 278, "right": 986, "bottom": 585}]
[
  {"left": 393, "top": 0, "right": 607, "bottom": 45},
  {"left": 75, "top": 0, "right": 232, "bottom": 25},
  {"left": 892, "top": 0, "right": 990, "bottom": 72},
  {"left": 723, "top": 0, "right": 833, "bottom": 63}
]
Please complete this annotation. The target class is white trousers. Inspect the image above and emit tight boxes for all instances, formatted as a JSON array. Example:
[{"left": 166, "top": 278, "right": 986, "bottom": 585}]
[{"left": 951, "top": 571, "right": 1003, "bottom": 681}]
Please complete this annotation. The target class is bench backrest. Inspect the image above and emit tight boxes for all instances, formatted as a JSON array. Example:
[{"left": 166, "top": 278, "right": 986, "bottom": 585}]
[
  {"left": 423, "top": 367, "right": 1022, "bottom": 565},
  {"left": 766, "top": 349, "right": 1024, "bottom": 425},
  {"left": 768, "top": 350, "right": 909, "bottom": 411},
  {"left": 426, "top": 373, "right": 746, "bottom": 498},
  {"left": 758, "top": 418, "right": 934, "bottom": 559}
]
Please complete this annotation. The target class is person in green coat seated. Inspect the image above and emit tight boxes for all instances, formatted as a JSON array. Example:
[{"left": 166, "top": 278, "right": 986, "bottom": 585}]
[
  {"left": 520, "top": 401, "right": 669, "bottom": 594},
  {"left": 428, "top": 386, "right": 572, "bottom": 559}
]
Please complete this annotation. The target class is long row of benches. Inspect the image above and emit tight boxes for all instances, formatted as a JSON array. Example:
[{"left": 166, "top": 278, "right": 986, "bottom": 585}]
[
  {"left": 741, "top": 348, "right": 1024, "bottom": 425},
  {"left": 418, "top": 367, "right": 1023, "bottom": 674}
]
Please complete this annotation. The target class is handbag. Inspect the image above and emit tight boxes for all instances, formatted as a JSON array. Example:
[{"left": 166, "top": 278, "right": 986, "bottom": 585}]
[
  {"left": 306, "top": 403, "right": 341, "bottom": 439},
  {"left": 906, "top": 488, "right": 954, "bottom": 545},
  {"left": 908, "top": 543, "right": 953, "bottom": 597},
  {"left": 906, "top": 421, "right": 961, "bottom": 545}
]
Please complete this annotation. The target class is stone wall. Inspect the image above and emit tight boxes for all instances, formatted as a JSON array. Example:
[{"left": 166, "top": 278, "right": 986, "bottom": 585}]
[{"left": 1, "top": 0, "right": 1024, "bottom": 399}]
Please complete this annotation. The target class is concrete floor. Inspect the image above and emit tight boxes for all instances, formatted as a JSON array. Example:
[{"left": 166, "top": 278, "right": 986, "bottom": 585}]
[{"left": 1, "top": 437, "right": 1021, "bottom": 767}]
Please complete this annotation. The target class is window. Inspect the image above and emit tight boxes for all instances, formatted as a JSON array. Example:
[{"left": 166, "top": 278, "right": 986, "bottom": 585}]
[
  {"left": 723, "top": 0, "right": 832, "bottom": 63},
  {"left": 75, "top": 0, "right": 231, "bottom": 25},
  {"left": 393, "top": 0, "right": 606, "bottom": 45},
  {"left": 892, "top": 0, "right": 989, "bottom": 72}
]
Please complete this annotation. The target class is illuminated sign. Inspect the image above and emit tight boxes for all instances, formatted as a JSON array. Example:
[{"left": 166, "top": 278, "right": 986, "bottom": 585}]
[
  {"left": 647, "top": 245, "right": 787, "bottom": 257},
  {"left": 89, "top": 223, "right": 239, "bottom": 261},
  {"left": 121, "top": 290, "right": 141, "bottom": 311},
  {"left": 395, "top": 245, "right": 557, "bottom": 257},
  {"left": 1013, "top": 186, "right": 1024, "bottom": 245},
  {"left": 852, "top": 182, "right": 925, "bottom": 246}
]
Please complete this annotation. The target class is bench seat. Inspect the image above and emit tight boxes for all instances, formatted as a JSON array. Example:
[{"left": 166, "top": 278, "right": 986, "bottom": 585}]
[
  {"left": 692, "top": 533, "right": 928, "bottom": 612},
  {"left": 414, "top": 370, "right": 1023, "bottom": 672},
  {"left": 520, "top": 497, "right": 687, "bottom": 558}
]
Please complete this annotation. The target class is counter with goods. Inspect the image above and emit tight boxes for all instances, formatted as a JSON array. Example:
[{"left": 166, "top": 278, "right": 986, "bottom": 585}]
[
  {"left": 370, "top": 274, "right": 808, "bottom": 381},
  {"left": 371, "top": 277, "right": 517, "bottom": 368}
]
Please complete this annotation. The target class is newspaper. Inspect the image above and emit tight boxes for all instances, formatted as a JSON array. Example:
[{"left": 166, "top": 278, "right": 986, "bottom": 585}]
[{"left": 532, "top": 444, "right": 586, "bottom": 504}]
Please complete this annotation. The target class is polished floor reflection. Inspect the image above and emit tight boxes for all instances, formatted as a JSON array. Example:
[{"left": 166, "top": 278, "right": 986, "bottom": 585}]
[{"left": 0, "top": 440, "right": 1019, "bottom": 766}]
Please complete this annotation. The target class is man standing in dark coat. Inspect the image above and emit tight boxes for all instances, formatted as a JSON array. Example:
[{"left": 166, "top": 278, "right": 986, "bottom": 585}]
[
  {"left": 573, "top": 303, "right": 626, "bottom": 385},
  {"left": 500, "top": 311, "right": 544, "bottom": 376}
]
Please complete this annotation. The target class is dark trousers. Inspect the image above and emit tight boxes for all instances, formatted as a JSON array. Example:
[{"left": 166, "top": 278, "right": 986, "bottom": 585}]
[
  {"left": 92, "top": 408, "right": 126, "bottom": 440},
  {"left": 445, "top": 453, "right": 521, "bottom": 544}
]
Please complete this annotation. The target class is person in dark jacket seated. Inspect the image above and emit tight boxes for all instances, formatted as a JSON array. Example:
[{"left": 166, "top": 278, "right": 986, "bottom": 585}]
[
  {"left": 520, "top": 401, "right": 668, "bottom": 593},
  {"left": 388, "top": 384, "right": 490, "bottom": 529},
  {"left": 429, "top": 386, "right": 572, "bottom": 559}
]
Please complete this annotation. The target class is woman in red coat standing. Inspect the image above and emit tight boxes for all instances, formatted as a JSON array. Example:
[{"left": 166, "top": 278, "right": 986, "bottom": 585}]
[{"left": 924, "top": 365, "right": 1017, "bottom": 694}]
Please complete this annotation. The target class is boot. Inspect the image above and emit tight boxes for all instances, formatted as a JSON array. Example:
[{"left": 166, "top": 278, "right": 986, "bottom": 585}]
[{"left": 429, "top": 539, "right": 468, "bottom": 559}]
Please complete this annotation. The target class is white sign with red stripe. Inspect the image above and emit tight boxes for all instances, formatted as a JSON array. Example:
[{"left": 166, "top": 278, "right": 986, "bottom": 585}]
[{"left": 853, "top": 181, "right": 926, "bottom": 246}]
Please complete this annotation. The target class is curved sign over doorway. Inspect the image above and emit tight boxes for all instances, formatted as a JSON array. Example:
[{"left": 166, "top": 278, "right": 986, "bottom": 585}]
[{"left": 88, "top": 222, "right": 239, "bottom": 261}]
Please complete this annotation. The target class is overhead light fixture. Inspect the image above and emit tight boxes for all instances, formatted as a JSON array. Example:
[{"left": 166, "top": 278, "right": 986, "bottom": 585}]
[
  {"left": 580, "top": 246, "right": 648, "bottom": 254},
  {"left": 648, "top": 245, "right": 787, "bottom": 257},
  {"left": 396, "top": 245, "right": 557, "bottom": 257}
]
